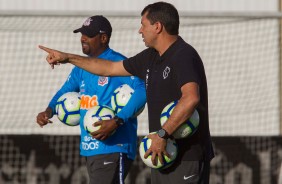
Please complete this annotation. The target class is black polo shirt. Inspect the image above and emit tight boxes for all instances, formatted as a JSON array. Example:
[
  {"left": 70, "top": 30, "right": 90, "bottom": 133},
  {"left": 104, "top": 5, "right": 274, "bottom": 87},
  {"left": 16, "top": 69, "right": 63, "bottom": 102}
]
[{"left": 123, "top": 37, "right": 214, "bottom": 161}]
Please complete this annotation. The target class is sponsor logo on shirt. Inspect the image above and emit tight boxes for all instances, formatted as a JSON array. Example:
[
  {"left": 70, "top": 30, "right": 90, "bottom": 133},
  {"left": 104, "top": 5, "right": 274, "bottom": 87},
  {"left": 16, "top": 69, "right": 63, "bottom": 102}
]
[
  {"left": 82, "top": 141, "right": 99, "bottom": 150},
  {"left": 80, "top": 80, "right": 85, "bottom": 87},
  {"left": 84, "top": 136, "right": 95, "bottom": 142},
  {"left": 98, "top": 77, "right": 108, "bottom": 86},
  {"left": 82, "top": 136, "right": 99, "bottom": 150},
  {"left": 80, "top": 80, "right": 85, "bottom": 92},
  {"left": 80, "top": 95, "right": 98, "bottom": 109}
]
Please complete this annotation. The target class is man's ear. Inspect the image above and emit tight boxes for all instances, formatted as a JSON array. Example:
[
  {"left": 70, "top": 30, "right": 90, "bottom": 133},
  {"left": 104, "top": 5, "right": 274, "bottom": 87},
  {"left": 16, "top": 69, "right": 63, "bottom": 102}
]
[
  {"left": 155, "top": 22, "right": 163, "bottom": 34},
  {"left": 100, "top": 34, "right": 109, "bottom": 44}
]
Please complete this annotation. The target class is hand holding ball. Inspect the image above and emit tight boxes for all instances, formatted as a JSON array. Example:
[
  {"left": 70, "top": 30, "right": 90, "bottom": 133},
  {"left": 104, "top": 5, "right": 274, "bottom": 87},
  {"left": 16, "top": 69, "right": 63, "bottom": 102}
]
[{"left": 139, "top": 134, "right": 178, "bottom": 169}]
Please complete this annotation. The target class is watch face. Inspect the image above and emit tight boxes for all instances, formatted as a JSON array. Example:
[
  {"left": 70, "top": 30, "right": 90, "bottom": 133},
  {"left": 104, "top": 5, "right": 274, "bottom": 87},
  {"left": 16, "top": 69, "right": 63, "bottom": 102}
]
[
  {"left": 158, "top": 129, "right": 165, "bottom": 138},
  {"left": 114, "top": 116, "right": 124, "bottom": 126},
  {"left": 118, "top": 119, "right": 123, "bottom": 125}
]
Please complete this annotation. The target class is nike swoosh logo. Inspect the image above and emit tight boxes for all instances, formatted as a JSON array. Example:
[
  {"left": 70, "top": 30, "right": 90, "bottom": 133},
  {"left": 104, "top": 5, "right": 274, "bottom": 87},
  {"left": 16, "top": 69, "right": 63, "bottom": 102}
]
[
  {"left": 184, "top": 174, "right": 196, "bottom": 180},
  {"left": 103, "top": 161, "right": 114, "bottom": 165}
]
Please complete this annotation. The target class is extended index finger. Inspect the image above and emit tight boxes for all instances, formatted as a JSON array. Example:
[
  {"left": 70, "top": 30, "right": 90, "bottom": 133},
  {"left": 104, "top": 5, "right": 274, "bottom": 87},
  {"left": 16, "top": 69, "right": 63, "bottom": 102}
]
[{"left": 38, "top": 45, "right": 53, "bottom": 53}]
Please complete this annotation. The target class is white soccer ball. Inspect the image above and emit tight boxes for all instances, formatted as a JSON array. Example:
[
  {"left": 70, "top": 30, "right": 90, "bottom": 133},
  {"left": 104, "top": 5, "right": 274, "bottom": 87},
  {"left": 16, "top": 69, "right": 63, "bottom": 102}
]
[
  {"left": 55, "top": 92, "right": 81, "bottom": 126},
  {"left": 83, "top": 105, "right": 115, "bottom": 134},
  {"left": 139, "top": 134, "right": 178, "bottom": 169},
  {"left": 160, "top": 101, "right": 200, "bottom": 139},
  {"left": 111, "top": 84, "right": 144, "bottom": 116}
]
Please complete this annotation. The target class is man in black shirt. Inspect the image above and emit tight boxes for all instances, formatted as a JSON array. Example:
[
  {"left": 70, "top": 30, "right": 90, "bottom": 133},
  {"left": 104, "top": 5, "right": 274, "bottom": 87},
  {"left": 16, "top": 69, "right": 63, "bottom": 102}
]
[{"left": 39, "top": 2, "right": 214, "bottom": 183}]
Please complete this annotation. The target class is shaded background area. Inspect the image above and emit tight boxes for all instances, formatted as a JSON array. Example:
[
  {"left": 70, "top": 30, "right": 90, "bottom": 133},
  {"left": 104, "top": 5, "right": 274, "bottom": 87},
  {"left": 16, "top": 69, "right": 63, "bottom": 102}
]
[{"left": 0, "top": 135, "right": 281, "bottom": 184}]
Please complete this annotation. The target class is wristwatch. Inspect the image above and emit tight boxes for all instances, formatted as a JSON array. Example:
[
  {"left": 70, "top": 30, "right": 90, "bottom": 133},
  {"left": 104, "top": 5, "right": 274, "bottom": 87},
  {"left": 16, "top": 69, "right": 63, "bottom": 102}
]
[
  {"left": 157, "top": 128, "right": 170, "bottom": 139},
  {"left": 113, "top": 116, "right": 124, "bottom": 127}
]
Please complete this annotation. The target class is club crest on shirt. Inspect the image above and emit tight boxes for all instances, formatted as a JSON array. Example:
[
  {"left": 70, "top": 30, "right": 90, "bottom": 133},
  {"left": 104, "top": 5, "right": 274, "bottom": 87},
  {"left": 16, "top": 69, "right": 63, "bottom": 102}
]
[
  {"left": 98, "top": 76, "right": 108, "bottom": 86},
  {"left": 163, "top": 66, "right": 170, "bottom": 79}
]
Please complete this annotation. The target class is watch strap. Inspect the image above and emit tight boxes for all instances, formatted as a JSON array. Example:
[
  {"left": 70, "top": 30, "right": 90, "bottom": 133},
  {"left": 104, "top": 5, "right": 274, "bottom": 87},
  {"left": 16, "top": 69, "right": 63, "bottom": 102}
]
[
  {"left": 157, "top": 128, "right": 170, "bottom": 139},
  {"left": 114, "top": 116, "right": 124, "bottom": 127}
]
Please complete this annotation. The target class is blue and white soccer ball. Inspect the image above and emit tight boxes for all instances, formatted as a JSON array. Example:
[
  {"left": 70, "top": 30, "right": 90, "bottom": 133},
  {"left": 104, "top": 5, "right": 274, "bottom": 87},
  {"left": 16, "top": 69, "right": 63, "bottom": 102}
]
[
  {"left": 83, "top": 105, "right": 115, "bottom": 134},
  {"left": 139, "top": 134, "right": 178, "bottom": 169},
  {"left": 56, "top": 92, "right": 81, "bottom": 126},
  {"left": 160, "top": 101, "right": 200, "bottom": 139},
  {"left": 111, "top": 84, "right": 144, "bottom": 116}
]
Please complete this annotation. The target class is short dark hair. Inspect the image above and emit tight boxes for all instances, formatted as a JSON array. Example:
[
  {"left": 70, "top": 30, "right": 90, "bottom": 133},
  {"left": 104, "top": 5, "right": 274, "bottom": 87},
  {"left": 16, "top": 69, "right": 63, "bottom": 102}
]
[{"left": 141, "top": 2, "right": 179, "bottom": 35}]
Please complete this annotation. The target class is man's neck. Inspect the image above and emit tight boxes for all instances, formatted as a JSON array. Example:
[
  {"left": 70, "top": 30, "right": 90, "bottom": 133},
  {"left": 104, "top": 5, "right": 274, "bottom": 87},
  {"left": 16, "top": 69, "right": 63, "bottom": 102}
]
[
  {"left": 155, "top": 35, "right": 178, "bottom": 56},
  {"left": 89, "top": 46, "right": 109, "bottom": 58}
]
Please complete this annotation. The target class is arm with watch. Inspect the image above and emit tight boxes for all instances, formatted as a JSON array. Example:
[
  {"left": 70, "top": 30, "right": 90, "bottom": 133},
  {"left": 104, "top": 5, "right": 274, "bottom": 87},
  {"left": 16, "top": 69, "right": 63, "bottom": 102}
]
[
  {"left": 144, "top": 82, "right": 200, "bottom": 166},
  {"left": 90, "top": 115, "right": 125, "bottom": 140},
  {"left": 91, "top": 95, "right": 145, "bottom": 140},
  {"left": 91, "top": 78, "right": 146, "bottom": 140}
]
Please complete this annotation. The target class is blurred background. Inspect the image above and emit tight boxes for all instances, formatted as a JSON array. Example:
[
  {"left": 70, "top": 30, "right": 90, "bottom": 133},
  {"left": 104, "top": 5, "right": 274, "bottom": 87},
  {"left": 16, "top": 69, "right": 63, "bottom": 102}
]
[{"left": 0, "top": 0, "right": 281, "bottom": 183}]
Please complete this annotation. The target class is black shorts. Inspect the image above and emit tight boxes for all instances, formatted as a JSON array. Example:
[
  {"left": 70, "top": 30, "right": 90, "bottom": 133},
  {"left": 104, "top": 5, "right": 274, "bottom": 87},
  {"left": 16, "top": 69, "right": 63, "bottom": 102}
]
[
  {"left": 151, "top": 160, "right": 210, "bottom": 184},
  {"left": 85, "top": 153, "right": 133, "bottom": 184}
]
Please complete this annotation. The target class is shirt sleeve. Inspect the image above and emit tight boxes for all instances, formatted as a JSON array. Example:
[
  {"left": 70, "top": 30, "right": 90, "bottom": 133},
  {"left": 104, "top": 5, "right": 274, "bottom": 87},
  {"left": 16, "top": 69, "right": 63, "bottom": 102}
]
[
  {"left": 48, "top": 67, "right": 81, "bottom": 115},
  {"left": 123, "top": 49, "right": 151, "bottom": 81},
  {"left": 174, "top": 48, "right": 202, "bottom": 88}
]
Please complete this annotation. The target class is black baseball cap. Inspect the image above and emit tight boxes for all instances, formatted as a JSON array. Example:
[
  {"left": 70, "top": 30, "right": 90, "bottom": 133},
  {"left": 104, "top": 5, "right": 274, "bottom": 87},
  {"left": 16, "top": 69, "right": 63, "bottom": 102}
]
[{"left": 73, "top": 15, "right": 112, "bottom": 38}]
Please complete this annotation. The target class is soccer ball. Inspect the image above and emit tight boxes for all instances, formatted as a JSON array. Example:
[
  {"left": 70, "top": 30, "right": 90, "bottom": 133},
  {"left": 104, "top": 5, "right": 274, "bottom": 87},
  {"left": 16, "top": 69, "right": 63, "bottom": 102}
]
[
  {"left": 83, "top": 105, "right": 115, "bottom": 134},
  {"left": 56, "top": 92, "right": 81, "bottom": 126},
  {"left": 111, "top": 84, "right": 144, "bottom": 116},
  {"left": 160, "top": 101, "right": 199, "bottom": 139},
  {"left": 139, "top": 134, "right": 178, "bottom": 169}
]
